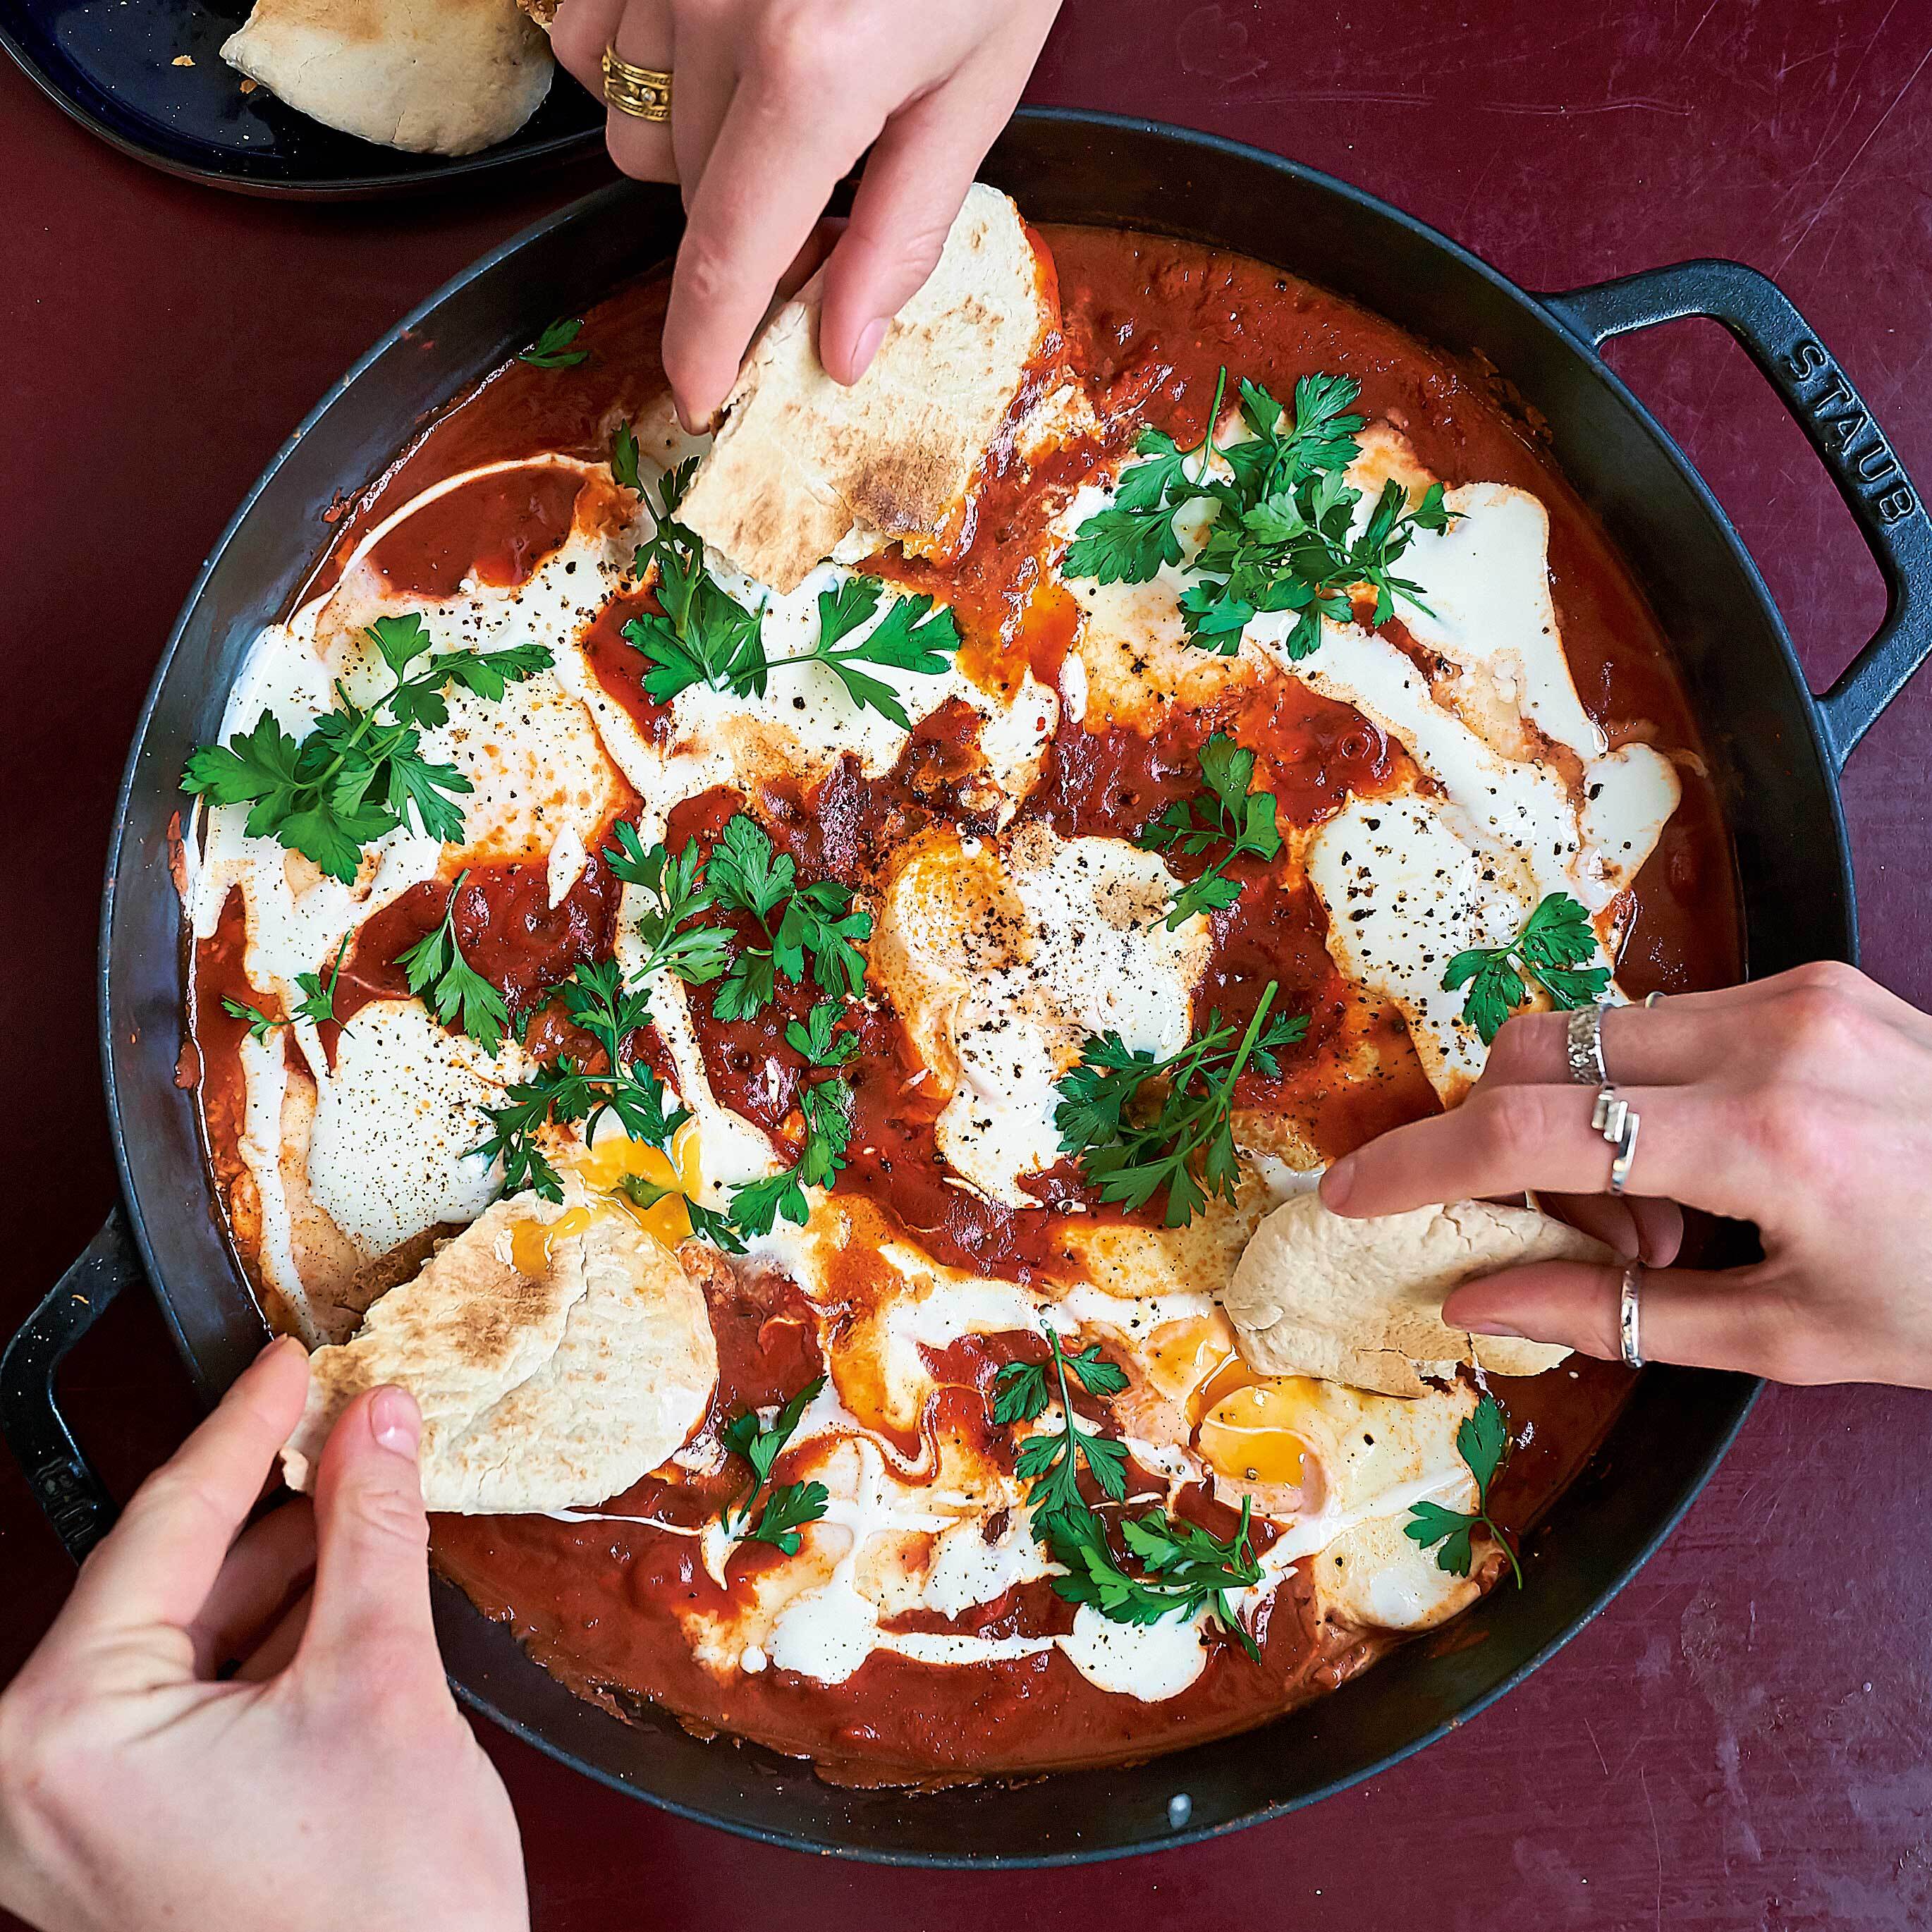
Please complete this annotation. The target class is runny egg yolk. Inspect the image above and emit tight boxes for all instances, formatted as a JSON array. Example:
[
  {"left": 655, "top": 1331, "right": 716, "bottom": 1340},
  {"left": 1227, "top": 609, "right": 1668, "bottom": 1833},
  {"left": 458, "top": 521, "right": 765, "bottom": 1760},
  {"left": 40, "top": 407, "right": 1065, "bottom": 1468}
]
[
  {"left": 1138, "top": 1316, "right": 1323, "bottom": 1495},
  {"left": 1195, "top": 1376, "right": 1321, "bottom": 1489},
  {"left": 1143, "top": 1312, "right": 1238, "bottom": 1409},
  {"left": 506, "top": 1123, "right": 703, "bottom": 1273}
]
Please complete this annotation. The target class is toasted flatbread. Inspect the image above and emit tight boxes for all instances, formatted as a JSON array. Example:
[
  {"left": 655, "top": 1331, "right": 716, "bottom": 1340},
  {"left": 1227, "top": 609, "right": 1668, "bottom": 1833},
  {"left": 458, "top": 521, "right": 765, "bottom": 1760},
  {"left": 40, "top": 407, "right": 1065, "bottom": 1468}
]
[
  {"left": 222, "top": 0, "right": 553, "bottom": 157},
  {"left": 679, "top": 183, "right": 1057, "bottom": 593},
  {"left": 281, "top": 1193, "right": 718, "bottom": 1512},
  {"left": 1224, "top": 1193, "right": 1606, "bottom": 1397}
]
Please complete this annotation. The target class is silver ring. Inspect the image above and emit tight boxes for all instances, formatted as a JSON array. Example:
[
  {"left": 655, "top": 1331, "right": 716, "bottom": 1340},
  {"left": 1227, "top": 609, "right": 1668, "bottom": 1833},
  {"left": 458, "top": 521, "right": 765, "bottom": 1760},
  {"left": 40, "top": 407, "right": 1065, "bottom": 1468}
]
[
  {"left": 1619, "top": 1259, "right": 1644, "bottom": 1367},
  {"left": 1644, "top": 990, "right": 1666, "bottom": 1009},
  {"left": 1564, "top": 1004, "right": 1609, "bottom": 1085},
  {"left": 1591, "top": 1082, "right": 1640, "bottom": 1194}
]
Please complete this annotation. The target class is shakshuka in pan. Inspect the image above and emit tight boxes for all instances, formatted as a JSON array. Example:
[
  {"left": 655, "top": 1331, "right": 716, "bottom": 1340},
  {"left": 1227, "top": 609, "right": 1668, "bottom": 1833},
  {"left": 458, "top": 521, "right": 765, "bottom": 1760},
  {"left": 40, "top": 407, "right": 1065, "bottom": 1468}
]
[{"left": 178, "top": 186, "right": 1739, "bottom": 1786}]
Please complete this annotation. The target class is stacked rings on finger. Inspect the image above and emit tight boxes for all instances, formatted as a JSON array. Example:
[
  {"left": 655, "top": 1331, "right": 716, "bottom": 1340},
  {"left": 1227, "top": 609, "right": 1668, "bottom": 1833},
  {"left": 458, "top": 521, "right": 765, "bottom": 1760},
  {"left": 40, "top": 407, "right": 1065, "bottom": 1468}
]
[
  {"left": 1591, "top": 1083, "right": 1640, "bottom": 1194},
  {"left": 1564, "top": 1003, "right": 1609, "bottom": 1085},
  {"left": 603, "top": 46, "right": 672, "bottom": 120},
  {"left": 1619, "top": 1260, "right": 1644, "bottom": 1368}
]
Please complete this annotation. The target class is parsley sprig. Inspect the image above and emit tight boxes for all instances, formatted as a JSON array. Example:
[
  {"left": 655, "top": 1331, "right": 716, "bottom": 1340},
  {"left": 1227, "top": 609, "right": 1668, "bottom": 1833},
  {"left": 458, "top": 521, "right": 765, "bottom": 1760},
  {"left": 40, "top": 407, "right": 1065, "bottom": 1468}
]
[
  {"left": 993, "top": 1332, "right": 1130, "bottom": 1537},
  {"left": 721, "top": 1374, "right": 831, "bottom": 1554},
  {"left": 1402, "top": 1393, "right": 1522, "bottom": 1589},
  {"left": 725, "top": 1000, "right": 857, "bottom": 1237},
  {"left": 1054, "top": 982, "right": 1309, "bottom": 1226},
  {"left": 181, "top": 613, "right": 551, "bottom": 884},
  {"left": 395, "top": 870, "right": 510, "bottom": 1054},
  {"left": 623, "top": 465, "right": 960, "bottom": 724},
  {"left": 610, "top": 417, "right": 642, "bottom": 493},
  {"left": 222, "top": 954, "right": 345, "bottom": 1044},
  {"left": 469, "top": 958, "right": 680, "bottom": 1203},
  {"left": 757, "top": 577, "right": 961, "bottom": 730},
  {"left": 1051, "top": 1500, "right": 1262, "bottom": 1658},
  {"left": 704, "top": 815, "right": 871, "bottom": 1023},
  {"left": 520, "top": 317, "right": 587, "bottom": 368},
  {"left": 1442, "top": 893, "right": 1611, "bottom": 1045},
  {"left": 1063, "top": 367, "right": 1455, "bottom": 659},
  {"left": 601, "top": 822, "right": 733, "bottom": 987},
  {"left": 1138, "top": 733, "right": 1283, "bottom": 928},
  {"left": 625, "top": 460, "right": 769, "bottom": 701},
  {"left": 996, "top": 1331, "right": 1261, "bottom": 1658}
]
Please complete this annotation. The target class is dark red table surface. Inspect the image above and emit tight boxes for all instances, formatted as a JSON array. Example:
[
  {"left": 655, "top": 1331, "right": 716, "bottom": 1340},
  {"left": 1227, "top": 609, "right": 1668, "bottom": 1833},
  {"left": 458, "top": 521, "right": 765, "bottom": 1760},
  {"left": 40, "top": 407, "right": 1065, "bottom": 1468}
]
[{"left": 6, "top": 3, "right": 1932, "bottom": 1926}]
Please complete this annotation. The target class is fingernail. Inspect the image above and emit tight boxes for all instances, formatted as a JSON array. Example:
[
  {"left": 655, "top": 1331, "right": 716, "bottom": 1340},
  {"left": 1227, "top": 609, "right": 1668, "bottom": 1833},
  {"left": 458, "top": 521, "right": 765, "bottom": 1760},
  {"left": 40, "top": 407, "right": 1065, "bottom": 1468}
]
[
  {"left": 369, "top": 1386, "right": 421, "bottom": 1457},
  {"left": 1464, "top": 1320, "right": 1527, "bottom": 1339},
  {"left": 1320, "top": 1157, "right": 1355, "bottom": 1211},
  {"left": 850, "top": 317, "right": 887, "bottom": 380}
]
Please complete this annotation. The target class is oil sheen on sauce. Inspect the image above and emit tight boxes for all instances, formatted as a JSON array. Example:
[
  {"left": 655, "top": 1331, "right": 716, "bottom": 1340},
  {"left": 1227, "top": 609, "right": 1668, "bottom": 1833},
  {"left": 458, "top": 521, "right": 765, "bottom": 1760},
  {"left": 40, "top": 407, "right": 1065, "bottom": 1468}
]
[{"left": 194, "top": 224, "right": 1743, "bottom": 1786}]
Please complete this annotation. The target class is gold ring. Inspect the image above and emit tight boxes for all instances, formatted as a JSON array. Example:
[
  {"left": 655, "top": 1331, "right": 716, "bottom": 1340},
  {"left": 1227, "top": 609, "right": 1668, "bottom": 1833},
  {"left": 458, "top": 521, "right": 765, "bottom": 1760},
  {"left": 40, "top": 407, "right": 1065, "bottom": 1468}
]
[{"left": 602, "top": 46, "right": 671, "bottom": 121}]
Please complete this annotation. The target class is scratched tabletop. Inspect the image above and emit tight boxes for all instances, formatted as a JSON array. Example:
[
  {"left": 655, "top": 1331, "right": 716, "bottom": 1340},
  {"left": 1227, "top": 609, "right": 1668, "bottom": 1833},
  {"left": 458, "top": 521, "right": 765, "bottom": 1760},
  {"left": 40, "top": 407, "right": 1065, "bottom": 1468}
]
[{"left": 5, "top": 3, "right": 1931, "bottom": 1927}]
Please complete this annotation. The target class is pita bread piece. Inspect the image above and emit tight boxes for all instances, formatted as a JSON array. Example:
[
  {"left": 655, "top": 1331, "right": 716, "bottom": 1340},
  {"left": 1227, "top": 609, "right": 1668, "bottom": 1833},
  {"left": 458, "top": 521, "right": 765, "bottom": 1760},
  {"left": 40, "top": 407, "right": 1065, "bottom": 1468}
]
[
  {"left": 678, "top": 183, "right": 1058, "bottom": 594},
  {"left": 1224, "top": 1193, "right": 1609, "bottom": 1398},
  {"left": 281, "top": 1192, "right": 718, "bottom": 1512},
  {"left": 222, "top": 0, "right": 554, "bottom": 157}
]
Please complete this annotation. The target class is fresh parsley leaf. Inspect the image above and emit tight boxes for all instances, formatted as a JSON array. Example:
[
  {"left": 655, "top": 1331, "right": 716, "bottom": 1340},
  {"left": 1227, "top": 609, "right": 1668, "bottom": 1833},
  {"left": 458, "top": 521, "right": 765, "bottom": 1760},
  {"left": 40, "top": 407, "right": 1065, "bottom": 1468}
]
[
  {"left": 721, "top": 1375, "right": 829, "bottom": 1551},
  {"left": 740, "top": 1481, "right": 831, "bottom": 1555},
  {"left": 724, "top": 1167, "right": 810, "bottom": 1241},
  {"left": 623, "top": 578, "right": 768, "bottom": 704},
  {"left": 467, "top": 958, "right": 685, "bottom": 1204},
  {"left": 181, "top": 618, "right": 547, "bottom": 884},
  {"left": 723, "top": 999, "right": 856, "bottom": 1237},
  {"left": 1402, "top": 1393, "right": 1522, "bottom": 1588},
  {"left": 221, "top": 997, "right": 281, "bottom": 1044},
  {"left": 290, "top": 955, "right": 346, "bottom": 1027},
  {"left": 756, "top": 577, "right": 962, "bottom": 729},
  {"left": 991, "top": 1340, "right": 1128, "bottom": 1428},
  {"left": 1442, "top": 892, "right": 1612, "bottom": 1044},
  {"left": 611, "top": 418, "right": 641, "bottom": 493},
  {"left": 704, "top": 815, "right": 872, "bottom": 1022},
  {"left": 1010, "top": 1329, "right": 1130, "bottom": 1530},
  {"left": 627, "top": 556, "right": 959, "bottom": 728},
  {"left": 520, "top": 317, "right": 588, "bottom": 368},
  {"left": 620, "top": 463, "right": 769, "bottom": 704},
  {"left": 1064, "top": 368, "right": 1231, "bottom": 585},
  {"left": 1055, "top": 982, "right": 1309, "bottom": 1226},
  {"left": 601, "top": 822, "right": 733, "bottom": 986},
  {"left": 394, "top": 869, "right": 510, "bottom": 1054},
  {"left": 1045, "top": 1498, "right": 1263, "bottom": 1661},
  {"left": 682, "top": 1198, "right": 750, "bottom": 1255},
  {"left": 1138, "top": 733, "right": 1283, "bottom": 927}
]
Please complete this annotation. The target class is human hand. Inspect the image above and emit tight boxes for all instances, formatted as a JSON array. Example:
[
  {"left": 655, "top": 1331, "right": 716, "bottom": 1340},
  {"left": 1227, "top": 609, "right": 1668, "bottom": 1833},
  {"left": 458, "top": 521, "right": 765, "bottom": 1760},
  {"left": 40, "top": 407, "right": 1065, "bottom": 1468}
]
[
  {"left": 1319, "top": 962, "right": 1932, "bottom": 1386},
  {"left": 549, "top": 0, "right": 1063, "bottom": 427},
  {"left": 0, "top": 1338, "right": 527, "bottom": 1932}
]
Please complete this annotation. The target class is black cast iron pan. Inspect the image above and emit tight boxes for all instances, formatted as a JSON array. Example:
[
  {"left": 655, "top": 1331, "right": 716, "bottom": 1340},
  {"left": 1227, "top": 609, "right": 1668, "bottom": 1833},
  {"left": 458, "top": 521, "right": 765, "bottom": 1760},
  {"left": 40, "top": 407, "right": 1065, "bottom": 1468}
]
[{"left": 7, "top": 111, "right": 1931, "bottom": 1865}]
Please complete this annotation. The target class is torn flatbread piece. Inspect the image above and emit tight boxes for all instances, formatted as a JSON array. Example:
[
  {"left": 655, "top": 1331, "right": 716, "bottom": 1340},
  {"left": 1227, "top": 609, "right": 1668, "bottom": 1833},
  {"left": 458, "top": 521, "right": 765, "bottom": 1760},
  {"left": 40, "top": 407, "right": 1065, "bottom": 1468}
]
[
  {"left": 222, "top": 0, "right": 554, "bottom": 157},
  {"left": 1224, "top": 1192, "right": 1608, "bottom": 1397},
  {"left": 679, "top": 183, "right": 1058, "bottom": 594},
  {"left": 281, "top": 1192, "right": 717, "bottom": 1512}
]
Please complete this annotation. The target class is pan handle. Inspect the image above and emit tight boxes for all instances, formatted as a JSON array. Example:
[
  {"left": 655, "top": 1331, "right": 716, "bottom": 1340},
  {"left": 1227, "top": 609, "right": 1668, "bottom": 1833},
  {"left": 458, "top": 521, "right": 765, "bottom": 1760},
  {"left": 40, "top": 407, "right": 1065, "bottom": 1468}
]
[
  {"left": 1, "top": 1210, "right": 143, "bottom": 1564},
  {"left": 1541, "top": 259, "right": 1932, "bottom": 770}
]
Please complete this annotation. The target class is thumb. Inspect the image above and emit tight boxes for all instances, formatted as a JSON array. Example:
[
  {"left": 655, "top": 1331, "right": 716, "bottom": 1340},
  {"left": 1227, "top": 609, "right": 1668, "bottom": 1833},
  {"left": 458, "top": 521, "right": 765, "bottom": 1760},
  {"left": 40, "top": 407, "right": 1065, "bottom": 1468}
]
[
  {"left": 297, "top": 1385, "right": 439, "bottom": 1675},
  {"left": 1443, "top": 1259, "right": 1795, "bottom": 1379}
]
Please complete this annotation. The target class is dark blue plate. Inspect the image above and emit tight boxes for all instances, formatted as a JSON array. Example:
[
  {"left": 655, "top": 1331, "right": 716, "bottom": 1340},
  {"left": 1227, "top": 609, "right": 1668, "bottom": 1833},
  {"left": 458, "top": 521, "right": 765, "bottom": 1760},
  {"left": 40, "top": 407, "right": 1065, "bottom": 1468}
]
[{"left": 0, "top": 0, "right": 605, "bottom": 198}]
